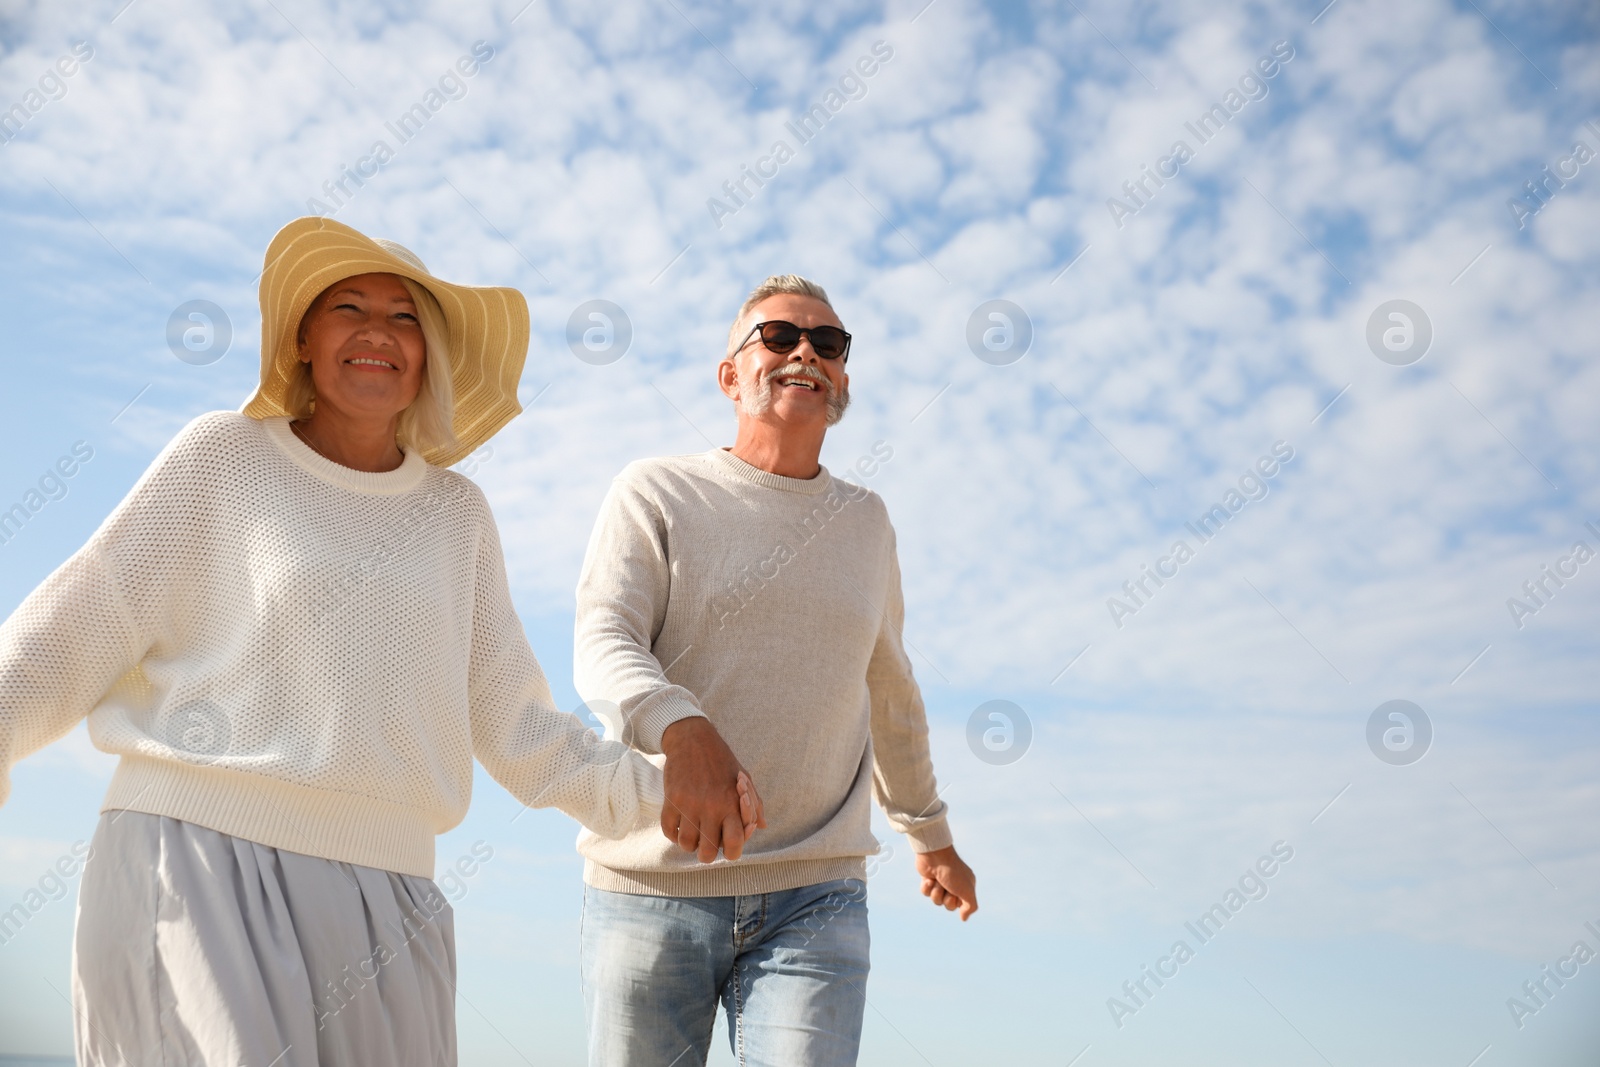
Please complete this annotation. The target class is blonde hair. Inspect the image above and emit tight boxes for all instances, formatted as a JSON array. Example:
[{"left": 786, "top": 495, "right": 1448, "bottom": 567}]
[
  {"left": 285, "top": 276, "right": 458, "bottom": 458},
  {"left": 725, "top": 274, "right": 835, "bottom": 358}
]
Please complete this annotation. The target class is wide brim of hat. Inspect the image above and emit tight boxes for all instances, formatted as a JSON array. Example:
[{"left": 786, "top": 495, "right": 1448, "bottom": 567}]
[{"left": 241, "top": 216, "right": 530, "bottom": 469}]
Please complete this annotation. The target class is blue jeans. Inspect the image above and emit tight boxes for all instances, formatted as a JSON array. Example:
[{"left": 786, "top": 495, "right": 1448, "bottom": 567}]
[{"left": 580, "top": 878, "right": 870, "bottom": 1067}]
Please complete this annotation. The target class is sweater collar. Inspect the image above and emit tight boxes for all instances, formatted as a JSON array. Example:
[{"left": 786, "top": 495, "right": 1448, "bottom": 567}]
[
  {"left": 263, "top": 417, "right": 429, "bottom": 495},
  {"left": 709, "top": 447, "right": 833, "bottom": 495}
]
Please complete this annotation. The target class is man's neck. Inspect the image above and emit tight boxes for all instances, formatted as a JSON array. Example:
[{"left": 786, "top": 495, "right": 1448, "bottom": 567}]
[{"left": 728, "top": 422, "right": 825, "bottom": 480}]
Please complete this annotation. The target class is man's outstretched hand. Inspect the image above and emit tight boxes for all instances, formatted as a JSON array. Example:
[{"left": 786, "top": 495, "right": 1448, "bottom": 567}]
[
  {"left": 915, "top": 846, "right": 978, "bottom": 921},
  {"left": 660, "top": 716, "right": 767, "bottom": 863}
]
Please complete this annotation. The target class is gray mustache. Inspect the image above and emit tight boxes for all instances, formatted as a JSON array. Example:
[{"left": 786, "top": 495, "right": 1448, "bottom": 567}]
[{"left": 762, "top": 363, "right": 833, "bottom": 393}]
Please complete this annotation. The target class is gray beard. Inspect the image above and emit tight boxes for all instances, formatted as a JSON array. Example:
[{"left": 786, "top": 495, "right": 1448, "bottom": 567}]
[{"left": 741, "top": 365, "right": 850, "bottom": 425}]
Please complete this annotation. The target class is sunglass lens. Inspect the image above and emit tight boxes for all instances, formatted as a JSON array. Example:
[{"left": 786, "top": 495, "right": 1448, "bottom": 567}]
[
  {"left": 809, "top": 327, "right": 847, "bottom": 359},
  {"left": 760, "top": 322, "right": 802, "bottom": 353}
]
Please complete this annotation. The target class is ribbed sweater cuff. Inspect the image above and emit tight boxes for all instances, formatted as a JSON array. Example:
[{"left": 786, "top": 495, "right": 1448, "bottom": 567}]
[
  {"left": 903, "top": 817, "right": 953, "bottom": 854},
  {"left": 103, "top": 755, "right": 438, "bottom": 878},
  {"left": 632, "top": 693, "right": 707, "bottom": 754}
]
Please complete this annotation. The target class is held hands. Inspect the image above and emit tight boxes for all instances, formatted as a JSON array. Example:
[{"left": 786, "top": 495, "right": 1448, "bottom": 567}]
[
  {"left": 915, "top": 846, "right": 978, "bottom": 921},
  {"left": 659, "top": 717, "right": 767, "bottom": 863}
]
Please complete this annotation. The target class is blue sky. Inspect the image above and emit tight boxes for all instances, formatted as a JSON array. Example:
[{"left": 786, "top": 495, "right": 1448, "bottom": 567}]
[{"left": 1, "top": 0, "right": 1598, "bottom": 1063}]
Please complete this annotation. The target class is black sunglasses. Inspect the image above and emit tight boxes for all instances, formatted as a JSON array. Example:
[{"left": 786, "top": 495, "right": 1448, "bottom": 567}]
[{"left": 738, "top": 320, "right": 852, "bottom": 362}]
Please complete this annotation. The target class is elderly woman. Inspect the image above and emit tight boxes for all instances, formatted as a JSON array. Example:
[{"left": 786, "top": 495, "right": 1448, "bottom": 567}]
[{"left": 0, "top": 218, "right": 756, "bottom": 1066}]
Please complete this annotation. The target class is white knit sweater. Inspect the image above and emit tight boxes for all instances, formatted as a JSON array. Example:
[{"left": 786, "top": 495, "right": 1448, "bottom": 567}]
[{"left": 0, "top": 412, "right": 662, "bottom": 878}]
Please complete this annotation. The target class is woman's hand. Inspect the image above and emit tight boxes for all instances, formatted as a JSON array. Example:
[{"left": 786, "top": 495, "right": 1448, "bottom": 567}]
[{"left": 737, "top": 770, "right": 767, "bottom": 843}]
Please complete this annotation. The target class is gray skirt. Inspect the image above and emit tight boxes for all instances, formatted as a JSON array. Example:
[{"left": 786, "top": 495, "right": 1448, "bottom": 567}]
[{"left": 72, "top": 810, "right": 457, "bottom": 1067}]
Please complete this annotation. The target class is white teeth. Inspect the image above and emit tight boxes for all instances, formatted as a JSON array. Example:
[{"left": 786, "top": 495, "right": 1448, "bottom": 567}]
[{"left": 349, "top": 357, "right": 395, "bottom": 368}]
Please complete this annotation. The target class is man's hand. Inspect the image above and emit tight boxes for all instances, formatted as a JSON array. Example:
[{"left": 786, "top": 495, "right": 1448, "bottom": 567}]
[
  {"left": 915, "top": 846, "right": 977, "bottom": 921},
  {"left": 660, "top": 717, "right": 767, "bottom": 863}
]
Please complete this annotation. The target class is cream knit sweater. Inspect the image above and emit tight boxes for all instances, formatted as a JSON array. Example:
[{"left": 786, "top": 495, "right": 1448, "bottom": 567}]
[
  {"left": 574, "top": 448, "right": 951, "bottom": 897},
  {"left": 0, "top": 412, "right": 662, "bottom": 878}
]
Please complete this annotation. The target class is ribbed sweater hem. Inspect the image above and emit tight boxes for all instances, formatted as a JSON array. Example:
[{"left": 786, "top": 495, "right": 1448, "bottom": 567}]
[
  {"left": 583, "top": 855, "right": 867, "bottom": 897},
  {"left": 102, "top": 755, "right": 439, "bottom": 878}
]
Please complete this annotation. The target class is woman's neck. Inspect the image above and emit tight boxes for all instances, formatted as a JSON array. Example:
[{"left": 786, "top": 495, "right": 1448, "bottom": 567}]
[{"left": 292, "top": 411, "right": 406, "bottom": 473}]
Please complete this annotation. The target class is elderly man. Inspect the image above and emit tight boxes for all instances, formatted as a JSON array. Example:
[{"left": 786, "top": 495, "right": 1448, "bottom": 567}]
[{"left": 571, "top": 275, "right": 976, "bottom": 1067}]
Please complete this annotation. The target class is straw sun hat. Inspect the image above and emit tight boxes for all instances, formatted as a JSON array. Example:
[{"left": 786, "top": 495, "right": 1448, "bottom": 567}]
[{"left": 241, "top": 216, "right": 530, "bottom": 468}]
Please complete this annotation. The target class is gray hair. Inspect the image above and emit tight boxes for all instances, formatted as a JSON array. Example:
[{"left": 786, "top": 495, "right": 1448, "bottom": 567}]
[
  {"left": 725, "top": 274, "right": 835, "bottom": 358},
  {"left": 284, "top": 275, "right": 458, "bottom": 459}
]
